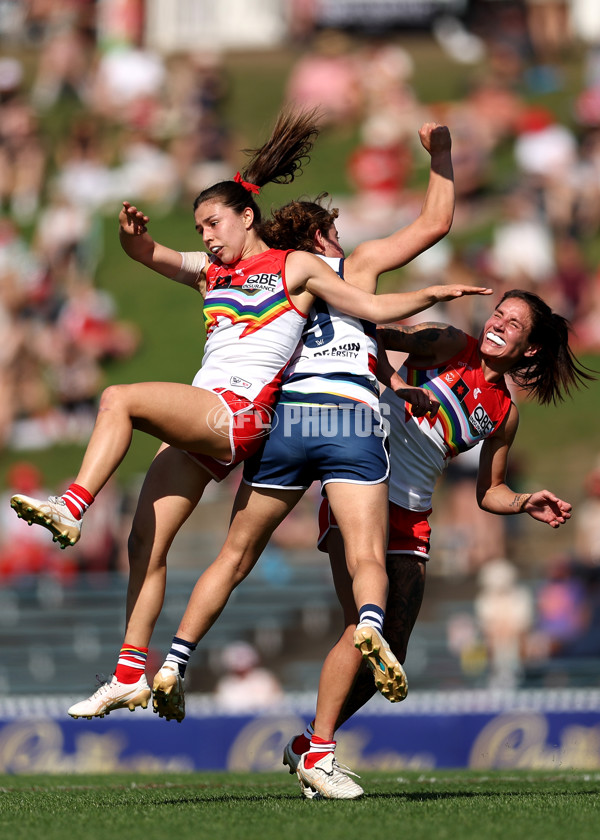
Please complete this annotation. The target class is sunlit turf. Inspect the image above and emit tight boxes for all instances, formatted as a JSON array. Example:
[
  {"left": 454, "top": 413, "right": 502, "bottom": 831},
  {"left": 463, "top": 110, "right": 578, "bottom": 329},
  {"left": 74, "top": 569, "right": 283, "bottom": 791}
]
[{"left": 1, "top": 769, "right": 600, "bottom": 840}]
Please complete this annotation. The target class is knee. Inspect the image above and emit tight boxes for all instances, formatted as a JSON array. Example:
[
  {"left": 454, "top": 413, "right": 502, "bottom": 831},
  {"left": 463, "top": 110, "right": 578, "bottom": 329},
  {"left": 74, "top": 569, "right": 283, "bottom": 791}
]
[
  {"left": 228, "top": 558, "right": 252, "bottom": 588},
  {"left": 216, "top": 547, "right": 257, "bottom": 588},
  {"left": 97, "top": 384, "right": 127, "bottom": 413},
  {"left": 347, "top": 547, "right": 386, "bottom": 569},
  {"left": 347, "top": 554, "right": 387, "bottom": 584},
  {"left": 341, "top": 623, "right": 358, "bottom": 645}
]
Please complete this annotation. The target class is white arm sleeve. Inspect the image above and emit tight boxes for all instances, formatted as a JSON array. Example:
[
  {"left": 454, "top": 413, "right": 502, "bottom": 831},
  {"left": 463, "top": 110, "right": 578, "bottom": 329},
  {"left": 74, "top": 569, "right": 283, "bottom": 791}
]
[{"left": 173, "top": 250, "right": 207, "bottom": 285}]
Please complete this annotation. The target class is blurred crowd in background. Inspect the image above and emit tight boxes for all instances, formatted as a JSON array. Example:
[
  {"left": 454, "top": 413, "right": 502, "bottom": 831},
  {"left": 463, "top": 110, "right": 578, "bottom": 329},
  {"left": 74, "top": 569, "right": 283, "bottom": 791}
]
[{"left": 0, "top": 0, "right": 600, "bottom": 696}]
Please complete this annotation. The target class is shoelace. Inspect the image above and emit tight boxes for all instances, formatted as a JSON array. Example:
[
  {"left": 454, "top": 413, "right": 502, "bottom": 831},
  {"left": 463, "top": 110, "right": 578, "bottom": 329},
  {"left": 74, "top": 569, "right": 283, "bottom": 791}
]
[
  {"left": 313, "top": 755, "right": 361, "bottom": 783},
  {"left": 48, "top": 496, "right": 67, "bottom": 507},
  {"left": 90, "top": 674, "right": 113, "bottom": 697},
  {"left": 331, "top": 759, "right": 361, "bottom": 781}
]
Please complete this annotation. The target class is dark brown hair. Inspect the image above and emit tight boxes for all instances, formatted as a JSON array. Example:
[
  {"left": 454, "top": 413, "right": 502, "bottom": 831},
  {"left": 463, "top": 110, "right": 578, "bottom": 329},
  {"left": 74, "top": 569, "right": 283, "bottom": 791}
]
[
  {"left": 501, "top": 289, "right": 595, "bottom": 404},
  {"left": 261, "top": 194, "right": 339, "bottom": 251},
  {"left": 192, "top": 109, "right": 321, "bottom": 227}
]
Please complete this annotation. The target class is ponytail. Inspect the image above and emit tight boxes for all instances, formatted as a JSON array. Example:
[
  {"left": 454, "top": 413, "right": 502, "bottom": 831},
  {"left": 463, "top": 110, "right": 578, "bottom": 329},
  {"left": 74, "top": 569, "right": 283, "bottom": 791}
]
[{"left": 193, "top": 109, "right": 321, "bottom": 227}]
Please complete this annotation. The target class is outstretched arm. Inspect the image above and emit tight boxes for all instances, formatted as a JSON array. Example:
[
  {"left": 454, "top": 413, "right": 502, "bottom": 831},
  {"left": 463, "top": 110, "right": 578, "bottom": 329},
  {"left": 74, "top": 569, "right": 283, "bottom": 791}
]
[
  {"left": 362, "top": 283, "right": 492, "bottom": 324},
  {"left": 119, "top": 201, "right": 206, "bottom": 293},
  {"left": 477, "top": 406, "right": 572, "bottom": 528},
  {"left": 287, "top": 250, "right": 491, "bottom": 322},
  {"left": 344, "top": 123, "right": 455, "bottom": 291}
]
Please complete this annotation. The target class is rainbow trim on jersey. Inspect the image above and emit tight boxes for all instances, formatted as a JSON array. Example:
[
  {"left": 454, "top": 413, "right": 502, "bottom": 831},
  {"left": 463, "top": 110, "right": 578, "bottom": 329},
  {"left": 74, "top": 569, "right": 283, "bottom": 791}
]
[
  {"left": 404, "top": 366, "right": 481, "bottom": 457},
  {"left": 203, "top": 287, "right": 293, "bottom": 338}
]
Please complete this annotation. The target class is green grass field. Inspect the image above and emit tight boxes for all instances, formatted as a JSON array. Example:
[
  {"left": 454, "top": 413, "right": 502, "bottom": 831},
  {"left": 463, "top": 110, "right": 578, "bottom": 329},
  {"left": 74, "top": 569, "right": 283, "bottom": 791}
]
[{"left": 1, "top": 769, "right": 600, "bottom": 840}]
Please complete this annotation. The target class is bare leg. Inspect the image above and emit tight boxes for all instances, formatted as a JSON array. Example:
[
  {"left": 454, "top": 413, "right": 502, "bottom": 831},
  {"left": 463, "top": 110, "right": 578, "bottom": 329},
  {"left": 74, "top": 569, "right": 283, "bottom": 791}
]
[
  {"left": 324, "top": 481, "right": 389, "bottom": 610},
  {"left": 326, "top": 482, "right": 410, "bottom": 703},
  {"left": 74, "top": 382, "right": 233, "bottom": 496},
  {"left": 336, "top": 552, "right": 426, "bottom": 728},
  {"left": 309, "top": 482, "right": 388, "bottom": 739},
  {"left": 174, "top": 482, "right": 305, "bottom": 644},
  {"left": 123, "top": 444, "right": 214, "bottom": 649},
  {"left": 313, "top": 526, "right": 427, "bottom": 740},
  {"left": 312, "top": 527, "right": 361, "bottom": 740},
  {"left": 64, "top": 444, "right": 219, "bottom": 720},
  {"left": 381, "top": 553, "right": 426, "bottom": 664},
  {"left": 151, "top": 482, "right": 305, "bottom": 722}
]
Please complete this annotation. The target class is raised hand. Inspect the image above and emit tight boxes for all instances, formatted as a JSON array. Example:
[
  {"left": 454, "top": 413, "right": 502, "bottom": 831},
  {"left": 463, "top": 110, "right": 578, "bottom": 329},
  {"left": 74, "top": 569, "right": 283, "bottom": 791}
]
[
  {"left": 119, "top": 201, "right": 150, "bottom": 236},
  {"left": 418, "top": 122, "right": 451, "bottom": 156}
]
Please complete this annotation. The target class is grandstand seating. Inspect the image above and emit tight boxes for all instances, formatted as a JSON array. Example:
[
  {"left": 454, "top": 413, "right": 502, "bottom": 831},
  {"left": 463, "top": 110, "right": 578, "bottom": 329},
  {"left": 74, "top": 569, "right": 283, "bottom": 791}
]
[{"left": 2, "top": 562, "right": 599, "bottom": 696}]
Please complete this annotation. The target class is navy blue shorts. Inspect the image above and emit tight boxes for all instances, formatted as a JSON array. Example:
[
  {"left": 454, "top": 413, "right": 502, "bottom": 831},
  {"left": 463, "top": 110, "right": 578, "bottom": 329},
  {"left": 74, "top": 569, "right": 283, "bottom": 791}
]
[{"left": 243, "top": 401, "right": 389, "bottom": 491}]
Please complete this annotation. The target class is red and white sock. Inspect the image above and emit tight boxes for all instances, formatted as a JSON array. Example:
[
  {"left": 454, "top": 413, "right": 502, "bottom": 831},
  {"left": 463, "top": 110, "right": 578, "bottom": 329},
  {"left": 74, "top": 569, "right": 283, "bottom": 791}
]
[
  {"left": 114, "top": 643, "right": 148, "bottom": 684},
  {"left": 61, "top": 483, "right": 94, "bottom": 520},
  {"left": 303, "top": 734, "right": 336, "bottom": 769}
]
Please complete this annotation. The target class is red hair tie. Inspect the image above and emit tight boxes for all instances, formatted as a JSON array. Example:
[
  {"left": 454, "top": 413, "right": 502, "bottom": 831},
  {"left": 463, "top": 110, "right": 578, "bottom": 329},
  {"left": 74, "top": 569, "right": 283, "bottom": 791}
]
[{"left": 233, "top": 171, "right": 261, "bottom": 195}]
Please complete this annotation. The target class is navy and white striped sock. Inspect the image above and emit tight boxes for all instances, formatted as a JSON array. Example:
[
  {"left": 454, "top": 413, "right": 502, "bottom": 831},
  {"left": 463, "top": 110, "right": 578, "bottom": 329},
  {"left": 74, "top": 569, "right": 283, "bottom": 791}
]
[
  {"left": 164, "top": 636, "right": 197, "bottom": 677},
  {"left": 358, "top": 603, "right": 385, "bottom": 633}
]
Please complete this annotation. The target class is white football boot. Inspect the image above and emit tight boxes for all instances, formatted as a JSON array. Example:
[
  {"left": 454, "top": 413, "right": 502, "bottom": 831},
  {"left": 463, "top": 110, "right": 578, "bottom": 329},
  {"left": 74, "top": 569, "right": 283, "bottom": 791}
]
[
  {"left": 68, "top": 674, "right": 151, "bottom": 719},
  {"left": 296, "top": 752, "right": 363, "bottom": 800}
]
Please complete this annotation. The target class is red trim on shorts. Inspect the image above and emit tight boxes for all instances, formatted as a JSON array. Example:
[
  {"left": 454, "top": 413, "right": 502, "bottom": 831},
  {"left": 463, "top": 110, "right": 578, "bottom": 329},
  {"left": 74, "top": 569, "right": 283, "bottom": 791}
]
[
  {"left": 317, "top": 498, "right": 432, "bottom": 558},
  {"left": 186, "top": 387, "right": 275, "bottom": 482},
  {"left": 186, "top": 449, "right": 238, "bottom": 482}
]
